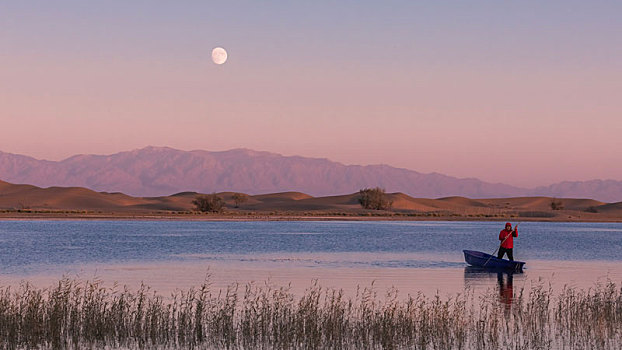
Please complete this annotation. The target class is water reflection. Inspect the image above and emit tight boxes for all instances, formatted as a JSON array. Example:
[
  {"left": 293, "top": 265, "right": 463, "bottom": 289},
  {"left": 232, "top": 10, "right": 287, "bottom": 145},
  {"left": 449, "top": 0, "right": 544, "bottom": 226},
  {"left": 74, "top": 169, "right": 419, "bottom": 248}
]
[
  {"left": 497, "top": 271, "right": 514, "bottom": 307},
  {"left": 464, "top": 266, "right": 522, "bottom": 307}
]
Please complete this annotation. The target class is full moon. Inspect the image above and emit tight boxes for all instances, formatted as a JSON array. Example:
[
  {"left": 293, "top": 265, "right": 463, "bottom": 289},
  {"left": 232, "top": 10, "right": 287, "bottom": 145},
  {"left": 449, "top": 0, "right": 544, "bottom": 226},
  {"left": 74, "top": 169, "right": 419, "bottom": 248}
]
[{"left": 211, "top": 47, "right": 227, "bottom": 65}]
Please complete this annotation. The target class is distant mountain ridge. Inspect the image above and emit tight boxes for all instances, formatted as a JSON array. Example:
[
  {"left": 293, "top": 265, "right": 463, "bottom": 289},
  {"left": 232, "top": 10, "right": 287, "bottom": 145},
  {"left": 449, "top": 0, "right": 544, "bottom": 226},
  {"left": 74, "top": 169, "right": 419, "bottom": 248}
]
[
  {"left": 1, "top": 146, "right": 621, "bottom": 202},
  {"left": 533, "top": 180, "right": 622, "bottom": 203}
]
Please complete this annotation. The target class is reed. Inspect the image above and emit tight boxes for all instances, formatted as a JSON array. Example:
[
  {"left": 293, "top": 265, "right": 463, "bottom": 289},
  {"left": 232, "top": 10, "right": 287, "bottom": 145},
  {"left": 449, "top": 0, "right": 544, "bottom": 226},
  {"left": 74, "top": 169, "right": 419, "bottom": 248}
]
[{"left": 0, "top": 278, "right": 620, "bottom": 349}]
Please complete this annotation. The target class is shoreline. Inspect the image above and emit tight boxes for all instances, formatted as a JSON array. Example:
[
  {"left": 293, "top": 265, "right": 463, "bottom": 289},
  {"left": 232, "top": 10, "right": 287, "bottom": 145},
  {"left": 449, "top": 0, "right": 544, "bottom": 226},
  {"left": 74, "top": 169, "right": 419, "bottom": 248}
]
[{"left": 1, "top": 211, "right": 621, "bottom": 222}]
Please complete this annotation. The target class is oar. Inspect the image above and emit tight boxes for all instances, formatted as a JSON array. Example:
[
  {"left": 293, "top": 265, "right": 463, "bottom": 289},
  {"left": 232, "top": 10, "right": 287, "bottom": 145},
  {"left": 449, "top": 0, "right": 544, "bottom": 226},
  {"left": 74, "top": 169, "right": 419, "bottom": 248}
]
[{"left": 483, "top": 223, "right": 519, "bottom": 267}]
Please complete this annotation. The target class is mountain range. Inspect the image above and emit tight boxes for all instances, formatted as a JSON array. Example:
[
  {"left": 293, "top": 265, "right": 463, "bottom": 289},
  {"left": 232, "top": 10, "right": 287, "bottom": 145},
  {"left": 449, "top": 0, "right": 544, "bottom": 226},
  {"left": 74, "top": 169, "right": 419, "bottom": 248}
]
[{"left": 1, "top": 146, "right": 621, "bottom": 202}]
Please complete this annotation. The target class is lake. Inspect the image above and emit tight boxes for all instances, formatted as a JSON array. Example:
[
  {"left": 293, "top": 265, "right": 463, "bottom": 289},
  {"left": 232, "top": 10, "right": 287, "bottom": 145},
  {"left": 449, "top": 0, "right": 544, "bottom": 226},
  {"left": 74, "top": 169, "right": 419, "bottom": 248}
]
[{"left": 1, "top": 220, "right": 621, "bottom": 298}]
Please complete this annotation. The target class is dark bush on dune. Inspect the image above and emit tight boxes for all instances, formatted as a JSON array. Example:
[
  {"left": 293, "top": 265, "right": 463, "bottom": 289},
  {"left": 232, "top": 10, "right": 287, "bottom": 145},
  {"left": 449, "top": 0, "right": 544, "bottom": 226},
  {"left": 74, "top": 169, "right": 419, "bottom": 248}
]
[
  {"left": 192, "top": 194, "right": 225, "bottom": 213},
  {"left": 358, "top": 187, "right": 393, "bottom": 210}
]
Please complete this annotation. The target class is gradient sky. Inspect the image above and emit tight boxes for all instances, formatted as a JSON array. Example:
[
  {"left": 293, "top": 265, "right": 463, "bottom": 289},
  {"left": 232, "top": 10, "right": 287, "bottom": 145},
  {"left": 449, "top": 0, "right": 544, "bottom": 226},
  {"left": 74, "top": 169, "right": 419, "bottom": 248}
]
[{"left": 1, "top": 1, "right": 621, "bottom": 187}]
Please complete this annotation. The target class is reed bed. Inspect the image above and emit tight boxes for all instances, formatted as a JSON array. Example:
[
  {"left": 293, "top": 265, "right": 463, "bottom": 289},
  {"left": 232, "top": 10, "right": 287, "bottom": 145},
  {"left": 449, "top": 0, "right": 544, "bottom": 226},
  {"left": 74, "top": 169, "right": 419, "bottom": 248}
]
[{"left": 0, "top": 278, "right": 620, "bottom": 349}]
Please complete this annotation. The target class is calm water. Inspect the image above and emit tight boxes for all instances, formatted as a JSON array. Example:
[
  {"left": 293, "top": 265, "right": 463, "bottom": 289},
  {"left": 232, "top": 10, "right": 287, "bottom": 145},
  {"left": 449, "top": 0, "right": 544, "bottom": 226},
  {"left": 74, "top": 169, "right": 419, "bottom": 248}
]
[{"left": 1, "top": 220, "right": 621, "bottom": 296}]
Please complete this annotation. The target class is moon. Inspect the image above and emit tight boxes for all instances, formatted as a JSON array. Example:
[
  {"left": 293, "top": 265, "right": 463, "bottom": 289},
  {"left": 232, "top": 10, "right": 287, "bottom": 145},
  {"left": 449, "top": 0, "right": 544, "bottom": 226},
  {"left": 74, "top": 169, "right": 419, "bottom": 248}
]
[{"left": 211, "top": 47, "right": 228, "bottom": 65}]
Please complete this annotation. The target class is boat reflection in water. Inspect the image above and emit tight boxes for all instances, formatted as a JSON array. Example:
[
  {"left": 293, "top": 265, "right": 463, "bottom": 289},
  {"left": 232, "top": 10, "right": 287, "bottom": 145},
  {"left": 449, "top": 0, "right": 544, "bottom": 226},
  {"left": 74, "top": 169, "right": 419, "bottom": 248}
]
[{"left": 464, "top": 266, "right": 523, "bottom": 308}]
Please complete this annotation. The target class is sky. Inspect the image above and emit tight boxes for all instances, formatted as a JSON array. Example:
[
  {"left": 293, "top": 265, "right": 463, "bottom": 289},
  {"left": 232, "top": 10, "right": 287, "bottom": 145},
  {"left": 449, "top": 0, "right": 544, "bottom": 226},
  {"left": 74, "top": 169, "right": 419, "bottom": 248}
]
[{"left": 1, "top": 0, "right": 621, "bottom": 188}]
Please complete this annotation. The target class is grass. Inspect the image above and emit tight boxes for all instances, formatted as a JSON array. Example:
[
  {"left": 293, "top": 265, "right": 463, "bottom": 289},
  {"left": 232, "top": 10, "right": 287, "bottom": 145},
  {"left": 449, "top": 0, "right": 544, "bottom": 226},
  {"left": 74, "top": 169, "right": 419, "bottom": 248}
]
[{"left": 0, "top": 279, "right": 620, "bottom": 349}]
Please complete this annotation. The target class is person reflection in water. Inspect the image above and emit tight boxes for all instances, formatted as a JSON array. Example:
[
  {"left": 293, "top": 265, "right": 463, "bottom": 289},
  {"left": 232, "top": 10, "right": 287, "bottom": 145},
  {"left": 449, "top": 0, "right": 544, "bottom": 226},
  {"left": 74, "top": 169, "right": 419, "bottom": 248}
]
[
  {"left": 497, "top": 272, "right": 514, "bottom": 307},
  {"left": 497, "top": 222, "right": 518, "bottom": 261}
]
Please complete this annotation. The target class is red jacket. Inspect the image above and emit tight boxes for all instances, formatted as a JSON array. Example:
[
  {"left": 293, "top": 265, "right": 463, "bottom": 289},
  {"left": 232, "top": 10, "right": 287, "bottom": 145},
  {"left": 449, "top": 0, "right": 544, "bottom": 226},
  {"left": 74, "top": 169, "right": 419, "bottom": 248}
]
[{"left": 499, "top": 228, "right": 518, "bottom": 249}]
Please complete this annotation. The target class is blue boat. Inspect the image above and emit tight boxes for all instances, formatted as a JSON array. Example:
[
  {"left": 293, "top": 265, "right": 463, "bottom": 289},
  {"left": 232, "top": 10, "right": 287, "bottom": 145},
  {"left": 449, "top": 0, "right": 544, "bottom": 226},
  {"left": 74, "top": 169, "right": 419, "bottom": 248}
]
[{"left": 463, "top": 250, "right": 525, "bottom": 271}]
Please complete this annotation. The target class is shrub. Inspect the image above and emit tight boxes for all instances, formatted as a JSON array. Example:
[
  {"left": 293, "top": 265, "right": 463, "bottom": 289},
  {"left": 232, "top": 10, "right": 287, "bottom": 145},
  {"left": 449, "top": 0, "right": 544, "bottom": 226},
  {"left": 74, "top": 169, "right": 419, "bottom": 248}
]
[
  {"left": 231, "top": 193, "right": 249, "bottom": 208},
  {"left": 193, "top": 194, "right": 225, "bottom": 213},
  {"left": 358, "top": 187, "right": 393, "bottom": 210},
  {"left": 550, "top": 198, "right": 564, "bottom": 210},
  {"left": 584, "top": 206, "right": 599, "bottom": 213}
]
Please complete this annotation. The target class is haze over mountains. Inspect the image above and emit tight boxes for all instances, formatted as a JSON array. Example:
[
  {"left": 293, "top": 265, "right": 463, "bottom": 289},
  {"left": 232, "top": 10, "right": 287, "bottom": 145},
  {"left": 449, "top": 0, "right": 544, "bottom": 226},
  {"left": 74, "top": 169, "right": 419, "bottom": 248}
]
[{"left": 1, "top": 146, "right": 621, "bottom": 202}]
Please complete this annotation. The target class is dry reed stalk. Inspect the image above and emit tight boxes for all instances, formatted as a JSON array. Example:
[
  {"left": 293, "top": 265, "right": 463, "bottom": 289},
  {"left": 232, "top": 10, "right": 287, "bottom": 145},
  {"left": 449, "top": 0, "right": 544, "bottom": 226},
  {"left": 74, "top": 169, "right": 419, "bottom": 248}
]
[{"left": 0, "top": 279, "right": 619, "bottom": 349}]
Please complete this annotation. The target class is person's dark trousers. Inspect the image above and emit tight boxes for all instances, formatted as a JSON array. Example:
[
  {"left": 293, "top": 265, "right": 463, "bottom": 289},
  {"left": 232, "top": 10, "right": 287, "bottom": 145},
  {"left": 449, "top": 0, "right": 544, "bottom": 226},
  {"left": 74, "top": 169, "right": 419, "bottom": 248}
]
[{"left": 497, "top": 247, "right": 514, "bottom": 261}]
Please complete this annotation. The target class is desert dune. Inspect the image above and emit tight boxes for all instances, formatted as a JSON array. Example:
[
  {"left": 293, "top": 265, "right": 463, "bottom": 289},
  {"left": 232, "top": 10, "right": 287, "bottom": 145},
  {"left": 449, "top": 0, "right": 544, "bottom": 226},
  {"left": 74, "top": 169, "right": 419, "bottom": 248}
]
[{"left": 0, "top": 180, "right": 620, "bottom": 221}]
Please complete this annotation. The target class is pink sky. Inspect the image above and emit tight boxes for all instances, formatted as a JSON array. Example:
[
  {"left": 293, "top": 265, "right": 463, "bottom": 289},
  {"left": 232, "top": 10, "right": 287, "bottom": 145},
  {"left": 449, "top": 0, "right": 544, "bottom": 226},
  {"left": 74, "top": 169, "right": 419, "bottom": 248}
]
[{"left": 1, "top": 1, "right": 621, "bottom": 188}]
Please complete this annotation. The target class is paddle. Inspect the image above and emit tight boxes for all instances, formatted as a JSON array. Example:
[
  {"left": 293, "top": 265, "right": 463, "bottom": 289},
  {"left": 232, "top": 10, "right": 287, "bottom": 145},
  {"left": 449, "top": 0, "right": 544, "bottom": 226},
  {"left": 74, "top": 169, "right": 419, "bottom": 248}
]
[{"left": 483, "top": 223, "right": 519, "bottom": 267}]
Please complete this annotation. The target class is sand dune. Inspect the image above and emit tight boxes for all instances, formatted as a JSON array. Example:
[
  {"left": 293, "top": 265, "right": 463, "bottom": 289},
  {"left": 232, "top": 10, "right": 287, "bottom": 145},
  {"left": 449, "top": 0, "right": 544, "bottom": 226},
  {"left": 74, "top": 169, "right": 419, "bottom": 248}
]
[
  {"left": 251, "top": 192, "right": 313, "bottom": 202},
  {"left": 243, "top": 193, "right": 353, "bottom": 211},
  {"left": 591, "top": 202, "right": 622, "bottom": 214},
  {"left": 478, "top": 197, "right": 605, "bottom": 211},
  {"left": 0, "top": 180, "right": 620, "bottom": 220},
  {"left": 437, "top": 196, "right": 489, "bottom": 208},
  {"left": 388, "top": 193, "right": 456, "bottom": 212},
  {"left": 0, "top": 180, "right": 150, "bottom": 210}
]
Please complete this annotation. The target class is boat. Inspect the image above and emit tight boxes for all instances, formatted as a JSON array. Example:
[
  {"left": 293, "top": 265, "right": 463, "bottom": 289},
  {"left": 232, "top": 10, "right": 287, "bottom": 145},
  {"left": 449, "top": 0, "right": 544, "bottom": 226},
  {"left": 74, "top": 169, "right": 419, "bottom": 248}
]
[{"left": 463, "top": 250, "right": 525, "bottom": 271}]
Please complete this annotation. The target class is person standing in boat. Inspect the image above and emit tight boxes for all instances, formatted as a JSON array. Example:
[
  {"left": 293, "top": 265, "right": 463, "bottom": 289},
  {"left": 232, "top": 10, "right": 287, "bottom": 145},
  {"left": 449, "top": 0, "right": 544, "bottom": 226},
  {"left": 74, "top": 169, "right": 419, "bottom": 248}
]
[{"left": 497, "top": 222, "right": 518, "bottom": 261}]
